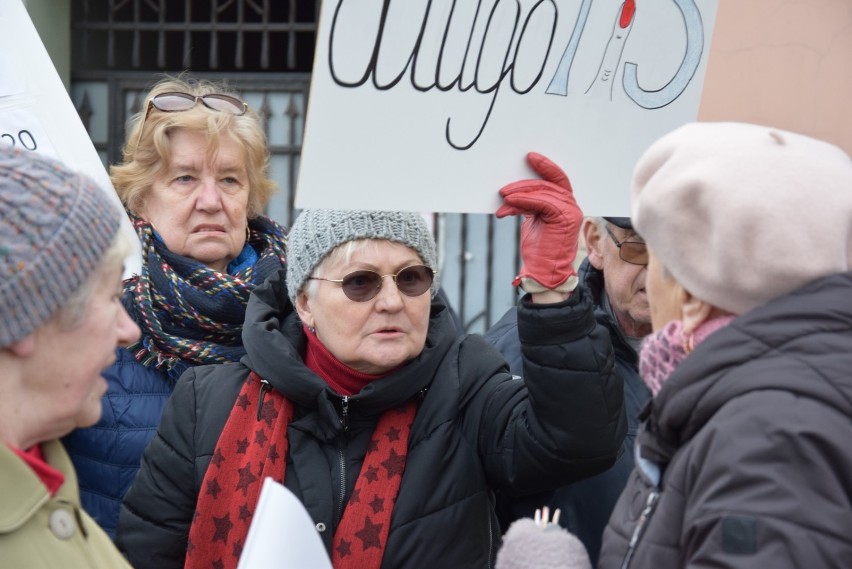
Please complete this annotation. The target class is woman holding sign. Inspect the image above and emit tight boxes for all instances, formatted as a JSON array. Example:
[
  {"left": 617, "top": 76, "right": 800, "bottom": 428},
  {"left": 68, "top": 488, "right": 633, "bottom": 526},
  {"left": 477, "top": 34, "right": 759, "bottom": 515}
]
[
  {"left": 117, "top": 175, "right": 626, "bottom": 568},
  {"left": 63, "top": 75, "right": 288, "bottom": 538}
]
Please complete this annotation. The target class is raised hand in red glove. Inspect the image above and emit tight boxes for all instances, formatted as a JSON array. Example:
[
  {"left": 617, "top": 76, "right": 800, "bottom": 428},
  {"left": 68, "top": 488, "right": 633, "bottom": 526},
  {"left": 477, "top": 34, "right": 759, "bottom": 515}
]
[{"left": 496, "top": 152, "right": 583, "bottom": 293}]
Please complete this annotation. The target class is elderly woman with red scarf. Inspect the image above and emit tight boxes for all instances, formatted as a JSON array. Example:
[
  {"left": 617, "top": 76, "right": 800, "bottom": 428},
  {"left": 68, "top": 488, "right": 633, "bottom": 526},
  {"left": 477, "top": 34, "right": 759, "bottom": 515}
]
[{"left": 117, "top": 157, "right": 627, "bottom": 569}]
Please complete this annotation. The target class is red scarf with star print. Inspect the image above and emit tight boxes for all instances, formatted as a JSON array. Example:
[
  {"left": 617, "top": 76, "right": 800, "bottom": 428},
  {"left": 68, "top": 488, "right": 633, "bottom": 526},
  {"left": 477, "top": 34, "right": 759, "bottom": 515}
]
[{"left": 185, "top": 371, "right": 416, "bottom": 569}]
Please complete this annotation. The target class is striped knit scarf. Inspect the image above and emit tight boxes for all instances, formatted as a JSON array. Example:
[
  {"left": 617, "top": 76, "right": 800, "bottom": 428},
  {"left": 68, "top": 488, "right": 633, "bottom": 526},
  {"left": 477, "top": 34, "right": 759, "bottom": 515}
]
[{"left": 124, "top": 212, "right": 287, "bottom": 379}]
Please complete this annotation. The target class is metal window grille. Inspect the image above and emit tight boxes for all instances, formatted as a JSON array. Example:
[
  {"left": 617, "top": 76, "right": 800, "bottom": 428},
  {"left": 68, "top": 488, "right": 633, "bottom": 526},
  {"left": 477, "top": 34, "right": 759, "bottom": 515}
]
[
  {"left": 70, "top": 0, "right": 521, "bottom": 334},
  {"left": 72, "top": 0, "right": 319, "bottom": 72}
]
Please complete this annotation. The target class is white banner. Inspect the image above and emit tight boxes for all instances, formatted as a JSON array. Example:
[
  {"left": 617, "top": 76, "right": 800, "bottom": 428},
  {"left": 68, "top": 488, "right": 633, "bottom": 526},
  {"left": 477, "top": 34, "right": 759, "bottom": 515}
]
[
  {"left": 297, "top": 0, "right": 719, "bottom": 215},
  {"left": 0, "top": 1, "right": 141, "bottom": 275}
]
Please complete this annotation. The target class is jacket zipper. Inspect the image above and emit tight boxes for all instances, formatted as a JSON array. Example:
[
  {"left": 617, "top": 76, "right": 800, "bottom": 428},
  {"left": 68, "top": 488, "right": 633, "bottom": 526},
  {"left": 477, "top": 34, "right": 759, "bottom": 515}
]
[
  {"left": 487, "top": 512, "right": 494, "bottom": 569},
  {"left": 620, "top": 489, "right": 660, "bottom": 569},
  {"left": 340, "top": 396, "right": 350, "bottom": 432},
  {"left": 336, "top": 396, "right": 350, "bottom": 525},
  {"left": 256, "top": 378, "right": 271, "bottom": 420}
]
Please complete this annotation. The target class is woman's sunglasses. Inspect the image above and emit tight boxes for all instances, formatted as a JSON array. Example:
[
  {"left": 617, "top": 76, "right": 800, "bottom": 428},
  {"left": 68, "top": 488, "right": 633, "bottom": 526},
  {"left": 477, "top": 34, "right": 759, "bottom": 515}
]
[
  {"left": 135, "top": 91, "right": 248, "bottom": 149},
  {"left": 308, "top": 265, "right": 436, "bottom": 302}
]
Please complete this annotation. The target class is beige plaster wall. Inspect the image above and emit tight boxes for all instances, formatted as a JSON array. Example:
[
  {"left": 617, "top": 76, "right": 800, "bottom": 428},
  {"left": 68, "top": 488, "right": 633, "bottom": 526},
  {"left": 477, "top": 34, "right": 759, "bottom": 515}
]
[
  {"left": 699, "top": 0, "right": 852, "bottom": 155},
  {"left": 22, "top": 0, "right": 71, "bottom": 90}
]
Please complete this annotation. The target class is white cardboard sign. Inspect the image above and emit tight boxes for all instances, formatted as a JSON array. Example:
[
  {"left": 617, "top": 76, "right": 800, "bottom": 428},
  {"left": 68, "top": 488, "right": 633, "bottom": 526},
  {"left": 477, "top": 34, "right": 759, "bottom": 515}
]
[
  {"left": 0, "top": 0, "right": 141, "bottom": 274},
  {"left": 0, "top": 106, "right": 60, "bottom": 160},
  {"left": 297, "top": 0, "right": 719, "bottom": 215},
  {"left": 237, "top": 477, "right": 333, "bottom": 569}
]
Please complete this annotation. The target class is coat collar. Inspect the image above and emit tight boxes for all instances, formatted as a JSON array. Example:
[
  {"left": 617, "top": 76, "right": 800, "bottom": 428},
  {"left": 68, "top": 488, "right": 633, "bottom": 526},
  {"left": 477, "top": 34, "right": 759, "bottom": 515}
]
[
  {"left": 0, "top": 440, "right": 79, "bottom": 533},
  {"left": 640, "top": 272, "right": 852, "bottom": 467}
]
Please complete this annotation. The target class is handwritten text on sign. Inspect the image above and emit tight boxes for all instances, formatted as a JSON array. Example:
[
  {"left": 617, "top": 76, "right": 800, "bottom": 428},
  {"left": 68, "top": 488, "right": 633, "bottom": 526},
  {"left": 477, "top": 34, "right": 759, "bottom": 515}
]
[
  {"left": 327, "top": 0, "right": 703, "bottom": 149},
  {"left": 0, "top": 107, "right": 59, "bottom": 159},
  {"left": 297, "top": 0, "right": 717, "bottom": 214}
]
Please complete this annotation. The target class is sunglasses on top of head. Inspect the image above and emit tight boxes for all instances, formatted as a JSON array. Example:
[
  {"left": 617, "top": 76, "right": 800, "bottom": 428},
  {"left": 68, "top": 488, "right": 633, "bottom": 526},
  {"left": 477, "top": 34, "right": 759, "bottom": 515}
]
[
  {"left": 134, "top": 91, "right": 248, "bottom": 149},
  {"left": 308, "top": 265, "right": 436, "bottom": 302}
]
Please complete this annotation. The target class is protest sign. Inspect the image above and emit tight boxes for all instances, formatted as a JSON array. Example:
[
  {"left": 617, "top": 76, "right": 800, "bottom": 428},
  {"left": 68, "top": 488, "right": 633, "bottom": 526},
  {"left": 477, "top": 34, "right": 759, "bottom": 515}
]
[
  {"left": 297, "top": 0, "right": 719, "bottom": 215},
  {"left": 0, "top": 0, "right": 141, "bottom": 274}
]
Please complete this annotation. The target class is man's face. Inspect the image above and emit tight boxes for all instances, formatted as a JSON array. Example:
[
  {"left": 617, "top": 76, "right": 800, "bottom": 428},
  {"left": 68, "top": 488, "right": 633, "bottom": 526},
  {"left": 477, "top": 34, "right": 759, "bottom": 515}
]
[{"left": 584, "top": 220, "right": 651, "bottom": 338}]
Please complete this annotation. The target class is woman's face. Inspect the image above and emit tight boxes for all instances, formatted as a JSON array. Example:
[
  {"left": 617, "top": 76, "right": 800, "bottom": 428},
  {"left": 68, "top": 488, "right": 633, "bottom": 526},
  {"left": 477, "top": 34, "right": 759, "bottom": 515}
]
[
  {"left": 30, "top": 262, "right": 140, "bottom": 437},
  {"left": 138, "top": 129, "right": 250, "bottom": 272},
  {"left": 645, "top": 250, "right": 685, "bottom": 331},
  {"left": 296, "top": 240, "right": 432, "bottom": 375}
]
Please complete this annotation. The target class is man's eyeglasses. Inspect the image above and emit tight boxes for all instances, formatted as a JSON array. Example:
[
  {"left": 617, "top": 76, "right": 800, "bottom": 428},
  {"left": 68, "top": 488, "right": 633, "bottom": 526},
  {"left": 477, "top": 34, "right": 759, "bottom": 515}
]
[
  {"left": 135, "top": 92, "right": 248, "bottom": 149},
  {"left": 604, "top": 226, "right": 648, "bottom": 266},
  {"left": 308, "top": 265, "right": 436, "bottom": 302}
]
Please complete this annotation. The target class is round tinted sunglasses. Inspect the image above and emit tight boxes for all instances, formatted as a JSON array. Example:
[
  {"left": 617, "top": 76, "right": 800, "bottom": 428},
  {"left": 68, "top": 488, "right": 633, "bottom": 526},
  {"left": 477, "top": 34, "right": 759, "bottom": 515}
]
[
  {"left": 308, "top": 265, "right": 436, "bottom": 302},
  {"left": 135, "top": 91, "right": 248, "bottom": 149},
  {"left": 604, "top": 225, "right": 648, "bottom": 266}
]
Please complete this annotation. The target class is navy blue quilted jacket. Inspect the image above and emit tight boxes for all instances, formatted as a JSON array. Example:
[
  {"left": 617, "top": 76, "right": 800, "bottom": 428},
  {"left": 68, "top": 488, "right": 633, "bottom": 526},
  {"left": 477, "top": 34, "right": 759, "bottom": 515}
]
[{"left": 62, "top": 347, "right": 182, "bottom": 538}]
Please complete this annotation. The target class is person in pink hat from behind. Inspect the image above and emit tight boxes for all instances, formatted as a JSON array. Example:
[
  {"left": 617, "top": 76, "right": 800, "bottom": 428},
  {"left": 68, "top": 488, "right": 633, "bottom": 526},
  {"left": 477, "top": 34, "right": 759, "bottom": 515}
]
[{"left": 598, "top": 122, "right": 852, "bottom": 568}]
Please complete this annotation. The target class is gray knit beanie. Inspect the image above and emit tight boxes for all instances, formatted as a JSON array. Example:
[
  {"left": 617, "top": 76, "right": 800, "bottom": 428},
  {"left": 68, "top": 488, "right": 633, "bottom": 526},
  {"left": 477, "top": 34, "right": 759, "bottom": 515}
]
[
  {"left": 632, "top": 121, "right": 852, "bottom": 315},
  {"left": 0, "top": 147, "right": 122, "bottom": 347},
  {"left": 286, "top": 209, "right": 439, "bottom": 305}
]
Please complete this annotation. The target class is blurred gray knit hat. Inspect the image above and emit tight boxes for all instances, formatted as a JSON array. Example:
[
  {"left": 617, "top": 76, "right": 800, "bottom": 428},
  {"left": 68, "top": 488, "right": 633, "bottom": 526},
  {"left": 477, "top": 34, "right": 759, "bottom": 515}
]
[
  {"left": 496, "top": 518, "right": 592, "bottom": 569},
  {"left": 0, "top": 147, "right": 122, "bottom": 347},
  {"left": 286, "top": 209, "right": 439, "bottom": 305}
]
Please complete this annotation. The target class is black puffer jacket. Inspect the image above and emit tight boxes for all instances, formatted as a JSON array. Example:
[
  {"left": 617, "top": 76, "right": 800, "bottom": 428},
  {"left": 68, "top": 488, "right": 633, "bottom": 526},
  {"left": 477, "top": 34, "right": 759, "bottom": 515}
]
[
  {"left": 600, "top": 272, "right": 852, "bottom": 568},
  {"left": 117, "top": 270, "right": 626, "bottom": 569},
  {"left": 485, "top": 259, "right": 650, "bottom": 565}
]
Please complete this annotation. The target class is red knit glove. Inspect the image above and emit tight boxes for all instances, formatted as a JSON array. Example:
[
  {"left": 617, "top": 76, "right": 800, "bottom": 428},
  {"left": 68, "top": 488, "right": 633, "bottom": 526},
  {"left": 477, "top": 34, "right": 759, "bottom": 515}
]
[{"left": 496, "top": 152, "right": 583, "bottom": 292}]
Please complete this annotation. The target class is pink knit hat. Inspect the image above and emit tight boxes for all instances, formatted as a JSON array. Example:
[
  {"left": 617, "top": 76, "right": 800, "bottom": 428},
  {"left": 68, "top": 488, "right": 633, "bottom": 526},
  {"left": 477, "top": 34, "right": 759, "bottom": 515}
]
[{"left": 631, "top": 122, "right": 852, "bottom": 315}]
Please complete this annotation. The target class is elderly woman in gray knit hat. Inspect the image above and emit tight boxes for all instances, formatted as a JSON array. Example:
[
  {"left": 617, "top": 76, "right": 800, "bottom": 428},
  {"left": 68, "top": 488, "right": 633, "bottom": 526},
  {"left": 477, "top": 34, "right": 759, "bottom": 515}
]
[
  {"left": 118, "top": 186, "right": 627, "bottom": 567},
  {"left": 597, "top": 122, "right": 852, "bottom": 568},
  {"left": 0, "top": 147, "right": 140, "bottom": 567}
]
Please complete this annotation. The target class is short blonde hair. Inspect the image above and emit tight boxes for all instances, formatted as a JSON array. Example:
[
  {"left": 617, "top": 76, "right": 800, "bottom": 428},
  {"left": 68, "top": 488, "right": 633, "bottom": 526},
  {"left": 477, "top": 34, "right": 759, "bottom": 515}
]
[{"left": 110, "top": 74, "right": 276, "bottom": 218}]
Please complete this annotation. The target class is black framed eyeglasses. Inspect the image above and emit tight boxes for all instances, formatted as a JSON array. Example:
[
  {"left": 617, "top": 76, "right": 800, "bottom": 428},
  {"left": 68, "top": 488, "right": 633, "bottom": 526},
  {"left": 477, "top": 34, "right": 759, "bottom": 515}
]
[
  {"left": 604, "top": 225, "right": 648, "bottom": 266},
  {"left": 308, "top": 265, "right": 436, "bottom": 302},
  {"left": 135, "top": 91, "right": 248, "bottom": 149}
]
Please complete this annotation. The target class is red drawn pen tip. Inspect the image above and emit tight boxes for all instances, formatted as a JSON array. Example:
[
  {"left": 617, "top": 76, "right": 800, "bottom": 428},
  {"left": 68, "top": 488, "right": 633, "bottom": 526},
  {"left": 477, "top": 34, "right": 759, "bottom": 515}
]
[{"left": 619, "top": 0, "right": 636, "bottom": 29}]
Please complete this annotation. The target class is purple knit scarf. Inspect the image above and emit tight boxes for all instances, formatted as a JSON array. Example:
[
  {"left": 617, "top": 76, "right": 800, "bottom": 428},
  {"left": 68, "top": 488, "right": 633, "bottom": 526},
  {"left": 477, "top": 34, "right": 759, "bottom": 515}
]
[{"left": 639, "top": 316, "right": 735, "bottom": 396}]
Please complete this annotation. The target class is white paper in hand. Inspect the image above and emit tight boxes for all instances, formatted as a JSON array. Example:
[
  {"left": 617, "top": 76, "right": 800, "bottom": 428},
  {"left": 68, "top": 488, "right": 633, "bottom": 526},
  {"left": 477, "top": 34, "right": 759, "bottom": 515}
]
[{"left": 236, "top": 477, "right": 333, "bottom": 569}]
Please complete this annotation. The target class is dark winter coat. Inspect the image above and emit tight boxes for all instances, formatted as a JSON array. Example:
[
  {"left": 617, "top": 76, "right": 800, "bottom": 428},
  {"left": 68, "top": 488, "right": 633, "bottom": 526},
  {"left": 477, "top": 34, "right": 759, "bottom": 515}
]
[
  {"left": 485, "top": 259, "right": 650, "bottom": 565},
  {"left": 599, "top": 271, "right": 852, "bottom": 568},
  {"left": 63, "top": 287, "right": 459, "bottom": 540},
  {"left": 116, "top": 270, "right": 626, "bottom": 569}
]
